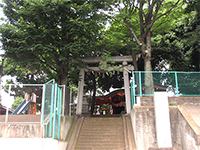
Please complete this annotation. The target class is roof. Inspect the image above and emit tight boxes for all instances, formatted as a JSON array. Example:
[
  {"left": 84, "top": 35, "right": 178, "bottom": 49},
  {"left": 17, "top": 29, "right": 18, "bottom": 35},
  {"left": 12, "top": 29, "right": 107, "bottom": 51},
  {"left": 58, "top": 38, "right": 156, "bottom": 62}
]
[{"left": 0, "top": 104, "right": 14, "bottom": 113}]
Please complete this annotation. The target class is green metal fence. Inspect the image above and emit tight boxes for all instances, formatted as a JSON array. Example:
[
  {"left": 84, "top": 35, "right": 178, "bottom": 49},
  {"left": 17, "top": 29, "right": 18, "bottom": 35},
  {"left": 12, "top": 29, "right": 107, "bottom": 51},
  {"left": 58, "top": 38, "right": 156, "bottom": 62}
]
[
  {"left": 0, "top": 79, "right": 72, "bottom": 139},
  {"left": 41, "top": 79, "right": 64, "bottom": 140},
  {"left": 131, "top": 71, "right": 200, "bottom": 107},
  {"left": 0, "top": 84, "right": 43, "bottom": 124}
]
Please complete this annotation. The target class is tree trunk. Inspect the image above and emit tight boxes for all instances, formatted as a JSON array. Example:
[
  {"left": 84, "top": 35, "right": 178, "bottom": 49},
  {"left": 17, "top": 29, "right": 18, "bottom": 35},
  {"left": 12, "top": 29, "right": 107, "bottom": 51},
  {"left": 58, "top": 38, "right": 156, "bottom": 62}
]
[
  {"left": 131, "top": 48, "right": 141, "bottom": 95},
  {"left": 144, "top": 31, "right": 154, "bottom": 95},
  {"left": 58, "top": 72, "right": 70, "bottom": 115}
]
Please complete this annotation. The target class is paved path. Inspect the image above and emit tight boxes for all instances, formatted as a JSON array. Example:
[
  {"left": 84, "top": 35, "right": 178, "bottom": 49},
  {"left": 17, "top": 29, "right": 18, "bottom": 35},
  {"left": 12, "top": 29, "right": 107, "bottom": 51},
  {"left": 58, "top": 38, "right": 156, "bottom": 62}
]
[{"left": 182, "top": 105, "right": 200, "bottom": 127}]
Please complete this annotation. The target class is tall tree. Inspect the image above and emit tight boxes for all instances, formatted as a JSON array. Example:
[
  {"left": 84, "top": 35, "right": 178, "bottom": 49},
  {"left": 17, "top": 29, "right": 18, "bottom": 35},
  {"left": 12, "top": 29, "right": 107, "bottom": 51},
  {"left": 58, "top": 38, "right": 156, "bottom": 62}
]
[
  {"left": 0, "top": 0, "right": 112, "bottom": 85},
  {"left": 152, "top": 0, "right": 200, "bottom": 71},
  {"left": 112, "top": 0, "right": 181, "bottom": 94}
]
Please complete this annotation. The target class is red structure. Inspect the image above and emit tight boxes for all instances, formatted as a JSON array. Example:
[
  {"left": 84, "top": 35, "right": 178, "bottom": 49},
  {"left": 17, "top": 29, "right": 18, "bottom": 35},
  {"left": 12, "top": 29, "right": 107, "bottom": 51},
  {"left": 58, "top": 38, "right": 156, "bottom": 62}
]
[
  {"left": 95, "top": 85, "right": 167, "bottom": 114},
  {"left": 95, "top": 89, "right": 125, "bottom": 114}
]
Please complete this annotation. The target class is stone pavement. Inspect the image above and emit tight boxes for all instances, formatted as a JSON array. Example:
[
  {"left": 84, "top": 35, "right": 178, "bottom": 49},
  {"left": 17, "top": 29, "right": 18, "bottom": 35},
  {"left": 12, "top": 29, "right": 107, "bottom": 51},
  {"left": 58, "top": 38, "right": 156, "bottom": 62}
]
[{"left": 182, "top": 105, "right": 200, "bottom": 127}]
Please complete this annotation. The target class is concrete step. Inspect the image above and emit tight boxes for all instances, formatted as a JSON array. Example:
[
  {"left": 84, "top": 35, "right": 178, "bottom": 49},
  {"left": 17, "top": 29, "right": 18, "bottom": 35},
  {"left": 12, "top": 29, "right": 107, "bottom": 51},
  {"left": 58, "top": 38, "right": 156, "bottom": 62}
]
[
  {"left": 79, "top": 131, "right": 123, "bottom": 136},
  {"left": 82, "top": 122, "right": 123, "bottom": 125},
  {"left": 76, "top": 140, "right": 125, "bottom": 144},
  {"left": 76, "top": 137, "right": 124, "bottom": 142},
  {"left": 84, "top": 117, "right": 122, "bottom": 120},
  {"left": 82, "top": 122, "right": 123, "bottom": 126},
  {"left": 78, "top": 134, "right": 124, "bottom": 140},
  {"left": 75, "top": 143, "right": 125, "bottom": 148},
  {"left": 82, "top": 120, "right": 122, "bottom": 126},
  {"left": 83, "top": 118, "right": 123, "bottom": 123},
  {"left": 75, "top": 146, "right": 126, "bottom": 150},
  {"left": 74, "top": 117, "right": 125, "bottom": 150},
  {"left": 82, "top": 126, "right": 123, "bottom": 132}
]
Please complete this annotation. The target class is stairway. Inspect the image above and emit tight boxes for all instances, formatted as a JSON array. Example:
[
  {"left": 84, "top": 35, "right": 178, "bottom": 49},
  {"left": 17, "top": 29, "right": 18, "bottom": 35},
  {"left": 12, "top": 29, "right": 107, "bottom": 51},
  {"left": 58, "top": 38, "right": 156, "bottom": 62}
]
[{"left": 74, "top": 117, "right": 127, "bottom": 150}]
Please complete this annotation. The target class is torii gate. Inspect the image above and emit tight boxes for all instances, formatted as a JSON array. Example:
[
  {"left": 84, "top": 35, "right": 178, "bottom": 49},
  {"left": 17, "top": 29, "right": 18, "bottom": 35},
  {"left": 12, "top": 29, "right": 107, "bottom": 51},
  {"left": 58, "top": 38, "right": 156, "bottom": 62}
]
[{"left": 76, "top": 55, "right": 135, "bottom": 115}]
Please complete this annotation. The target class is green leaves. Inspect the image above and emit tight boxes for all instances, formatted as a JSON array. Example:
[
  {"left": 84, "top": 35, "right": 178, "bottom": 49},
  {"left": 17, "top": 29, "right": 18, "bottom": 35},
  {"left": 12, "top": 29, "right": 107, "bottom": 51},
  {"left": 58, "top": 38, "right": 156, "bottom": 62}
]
[
  {"left": 1, "top": 0, "right": 112, "bottom": 84},
  {"left": 11, "top": 96, "right": 24, "bottom": 110}
]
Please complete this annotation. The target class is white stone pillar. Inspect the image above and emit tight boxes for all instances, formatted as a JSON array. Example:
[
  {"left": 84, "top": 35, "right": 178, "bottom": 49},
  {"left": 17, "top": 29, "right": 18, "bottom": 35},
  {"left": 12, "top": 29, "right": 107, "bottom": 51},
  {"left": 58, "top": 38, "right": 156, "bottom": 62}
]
[
  {"left": 123, "top": 61, "right": 131, "bottom": 114},
  {"left": 76, "top": 69, "right": 85, "bottom": 115},
  {"left": 154, "top": 92, "right": 172, "bottom": 148}
]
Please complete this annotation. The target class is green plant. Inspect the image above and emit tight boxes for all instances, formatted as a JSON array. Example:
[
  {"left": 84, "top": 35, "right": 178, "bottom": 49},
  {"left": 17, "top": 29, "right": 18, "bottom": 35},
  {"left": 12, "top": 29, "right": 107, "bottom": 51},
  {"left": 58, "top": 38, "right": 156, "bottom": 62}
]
[{"left": 100, "top": 103, "right": 110, "bottom": 114}]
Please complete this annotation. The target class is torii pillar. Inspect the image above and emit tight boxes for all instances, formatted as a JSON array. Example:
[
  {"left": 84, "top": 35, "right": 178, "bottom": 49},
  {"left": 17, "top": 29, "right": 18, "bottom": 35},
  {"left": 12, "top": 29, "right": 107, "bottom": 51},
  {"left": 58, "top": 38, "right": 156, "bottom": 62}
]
[
  {"left": 76, "top": 56, "right": 134, "bottom": 115},
  {"left": 123, "top": 61, "right": 131, "bottom": 114},
  {"left": 76, "top": 69, "right": 85, "bottom": 115}
]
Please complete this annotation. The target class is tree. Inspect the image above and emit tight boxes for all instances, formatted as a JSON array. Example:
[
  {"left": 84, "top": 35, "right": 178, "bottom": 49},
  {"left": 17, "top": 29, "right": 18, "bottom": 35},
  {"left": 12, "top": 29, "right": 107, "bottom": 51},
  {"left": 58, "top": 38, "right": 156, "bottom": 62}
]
[
  {"left": 3, "top": 58, "right": 48, "bottom": 84},
  {"left": 112, "top": 0, "right": 181, "bottom": 94},
  {"left": 11, "top": 96, "right": 24, "bottom": 110},
  {"left": 0, "top": 0, "right": 112, "bottom": 86},
  {"left": 182, "top": 0, "right": 200, "bottom": 71},
  {"left": 152, "top": 0, "right": 200, "bottom": 71}
]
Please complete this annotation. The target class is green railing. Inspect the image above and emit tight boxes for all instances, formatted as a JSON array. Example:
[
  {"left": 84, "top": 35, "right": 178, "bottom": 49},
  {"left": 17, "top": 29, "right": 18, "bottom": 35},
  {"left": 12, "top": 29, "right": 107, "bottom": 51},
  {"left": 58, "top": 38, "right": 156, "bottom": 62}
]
[
  {"left": 41, "top": 79, "right": 64, "bottom": 140},
  {"left": 0, "top": 84, "right": 43, "bottom": 124},
  {"left": 131, "top": 71, "right": 200, "bottom": 107},
  {"left": 0, "top": 79, "right": 75, "bottom": 140}
]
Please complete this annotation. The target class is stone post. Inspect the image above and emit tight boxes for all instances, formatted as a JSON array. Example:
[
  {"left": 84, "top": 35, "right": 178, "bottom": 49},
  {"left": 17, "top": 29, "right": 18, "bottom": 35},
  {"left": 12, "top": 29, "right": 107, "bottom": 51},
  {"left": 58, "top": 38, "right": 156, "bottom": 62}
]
[{"left": 123, "top": 61, "right": 131, "bottom": 114}]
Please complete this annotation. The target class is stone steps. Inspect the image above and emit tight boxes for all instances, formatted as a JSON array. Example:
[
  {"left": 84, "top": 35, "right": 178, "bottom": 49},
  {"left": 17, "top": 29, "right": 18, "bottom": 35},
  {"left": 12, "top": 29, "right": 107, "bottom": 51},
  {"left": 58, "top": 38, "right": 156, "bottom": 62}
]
[
  {"left": 76, "top": 138, "right": 124, "bottom": 142},
  {"left": 74, "top": 117, "right": 126, "bottom": 150},
  {"left": 80, "top": 126, "right": 123, "bottom": 131},
  {"left": 75, "top": 146, "right": 127, "bottom": 150}
]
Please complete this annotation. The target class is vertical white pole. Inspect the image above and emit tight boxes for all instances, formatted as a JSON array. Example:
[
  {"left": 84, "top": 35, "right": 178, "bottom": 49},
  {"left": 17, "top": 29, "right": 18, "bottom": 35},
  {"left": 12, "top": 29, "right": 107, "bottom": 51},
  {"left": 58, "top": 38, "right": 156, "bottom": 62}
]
[
  {"left": 5, "top": 85, "right": 11, "bottom": 123},
  {"left": 76, "top": 69, "right": 85, "bottom": 115},
  {"left": 123, "top": 61, "right": 131, "bottom": 114}
]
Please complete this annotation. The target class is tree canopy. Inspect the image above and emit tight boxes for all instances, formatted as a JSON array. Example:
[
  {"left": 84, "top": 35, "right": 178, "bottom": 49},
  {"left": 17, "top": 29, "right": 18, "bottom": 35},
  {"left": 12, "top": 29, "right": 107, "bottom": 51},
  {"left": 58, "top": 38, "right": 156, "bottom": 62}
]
[
  {"left": 0, "top": 0, "right": 199, "bottom": 93},
  {"left": 0, "top": 0, "right": 112, "bottom": 85},
  {"left": 152, "top": 0, "right": 200, "bottom": 71}
]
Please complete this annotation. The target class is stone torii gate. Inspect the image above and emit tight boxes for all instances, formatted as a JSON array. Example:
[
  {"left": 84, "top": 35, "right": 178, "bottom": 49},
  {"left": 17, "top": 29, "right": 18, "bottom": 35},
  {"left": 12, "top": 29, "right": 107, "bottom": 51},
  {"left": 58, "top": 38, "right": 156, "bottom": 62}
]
[{"left": 76, "top": 55, "right": 134, "bottom": 115}]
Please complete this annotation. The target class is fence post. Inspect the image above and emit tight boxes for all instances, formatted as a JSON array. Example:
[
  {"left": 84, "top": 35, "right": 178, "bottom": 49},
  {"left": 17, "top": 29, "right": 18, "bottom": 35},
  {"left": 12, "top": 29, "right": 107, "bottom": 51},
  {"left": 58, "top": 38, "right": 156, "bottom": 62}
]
[
  {"left": 5, "top": 84, "right": 11, "bottom": 124},
  {"left": 69, "top": 88, "right": 72, "bottom": 117},
  {"left": 131, "top": 82, "right": 133, "bottom": 109},
  {"left": 58, "top": 86, "right": 62, "bottom": 140},
  {"left": 41, "top": 84, "right": 46, "bottom": 124},
  {"left": 139, "top": 71, "right": 142, "bottom": 97},
  {"left": 62, "top": 85, "right": 66, "bottom": 116},
  {"left": 49, "top": 83, "right": 55, "bottom": 137},
  {"left": 175, "top": 72, "right": 179, "bottom": 96},
  {"left": 53, "top": 83, "right": 58, "bottom": 139},
  {"left": 132, "top": 72, "right": 136, "bottom": 106}
]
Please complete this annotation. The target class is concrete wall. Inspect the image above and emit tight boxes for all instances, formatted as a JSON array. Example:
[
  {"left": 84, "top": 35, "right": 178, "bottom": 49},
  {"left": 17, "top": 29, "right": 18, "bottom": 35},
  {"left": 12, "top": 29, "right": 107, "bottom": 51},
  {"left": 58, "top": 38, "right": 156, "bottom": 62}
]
[
  {"left": 130, "top": 106, "right": 157, "bottom": 150},
  {"left": 0, "top": 124, "right": 45, "bottom": 138},
  {"left": 140, "top": 96, "right": 200, "bottom": 106},
  {"left": 169, "top": 107, "right": 181, "bottom": 148},
  {"left": 0, "top": 116, "right": 75, "bottom": 150},
  {"left": 178, "top": 106, "right": 200, "bottom": 150},
  {"left": 60, "top": 116, "right": 75, "bottom": 141},
  {"left": 130, "top": 106, "right": 200, "bottom": 150},
  {"left": 0, "top": 115, "right": 41, "bottom": 122},
  {"left": 0, "top": 138, "right": 67, "bottom": 150},
  {"left": 0, "top": 116, "right": 75, "bottom": 140}
]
